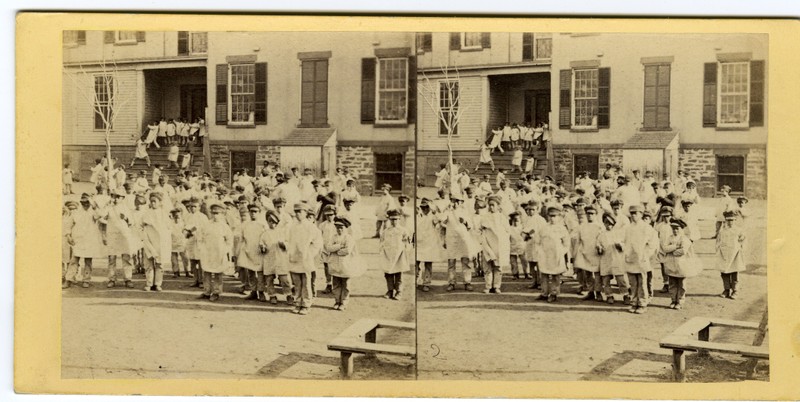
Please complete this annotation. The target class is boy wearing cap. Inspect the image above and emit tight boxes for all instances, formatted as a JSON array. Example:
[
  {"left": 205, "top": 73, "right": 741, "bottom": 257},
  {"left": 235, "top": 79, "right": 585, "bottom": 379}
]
[
  {"left": 237, "top": 204, "right": 267, "bottom": 301},
  {"left": 259, "top": 210, "right": 292, "bottom": 305},
  {"left": 442, "top": 194, "right": 479, "bottom": 291},
  {"left": 169, "top": 208, "right": 190, "bottom": 278},
  {"left": 508, "top": 212, "right": 527, "bottom": 280},
  {"left": 654, "top": 206, "right": 674, "bottom": 293},
  {"left": 714, "top": 184, "right": 737, "bottom": 238},
  {"left": 522, "top": 200, "right": 546, "bottom": 289},
  {"left": 380, "top": 209, "right": 411, "bottom": 299},
  {"left": 286, "top": 203, "right": 324, "bottom": 314},
  {"left": 103, "top": 190, "right": 137, "bottom": 288},
  {"left": 374, "top": 184, "right": 396, "bottom": 238},
  {"left": 575, "top": 206, "right": 603, "bottom": 300},
  {"left": 63, "top": 194, "right": 104, "bottom": 289},
  {"left": 199, "top": 202, "right": 233, "bottom": 301},
  {"left": 536, "top": 206, "right": 571, "bottom": 302},
  {"left": 416, "top": 198, "right": 443, "bottom": 292},
  {"left": 662, "top": 218, "right": 694, "bottom": 309},
  {"left": 622, "top": 205, "right": 658, "bottom": 313},
  {"left": 318, "top": 205, "right": 338, "bottom": 294},
  {"left": 717, "top": 211, "right": 746, "bottom": 299},
  {"left": 141, "top": 192, "right": 172, "bottom": 291},
  {"left": 183, "top": 198, "right": 208, "bottom": 286},
  {"left": 596, "top": 213, "right": 629, "bottom": 304},
  {"left": 326, "top": 217, "right": 359, "bottom": 310},
  {"left": 479, "top": 196, "right": 511, "bottom": 293}
]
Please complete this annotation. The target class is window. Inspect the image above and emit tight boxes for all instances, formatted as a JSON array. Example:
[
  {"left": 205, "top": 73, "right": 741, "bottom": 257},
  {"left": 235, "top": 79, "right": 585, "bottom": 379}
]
[
  {"left": 523, "top": 33, "right": 553, "bottom": 61},
  {"left": 229, "top": 64, "right": 255, "bottom": 125},
  {"left": 376, "top": 58, "right": 408, "bottom": 123},
  {"left": 93, "top": 75, "right": 113, "bottom": 130},
  {"left": 190, "top": 32, "right": 208, "bottom": 54},
  {"left": 572, "top": 68, "right": 599, "bottom": 128},
  {"left": 115, "top": 31, "right": 138, "bottom": 44},
  {"left": 416, "top": 32, "right": 432, "bottom": 53},
  {"left": 63, "top": 30, "right": 85, "bottom": 46},
  {"left": 643, "top": 64, "right": 671, "bottom": 130},
  {"left": 717, "top": 155, "right": 745, "bottom": 194},
  {"left": 230, "top": 151, "right": 256, "bottom": 182},
  {"left": 374, "top": 153, "right": 404, "bottom": 193},
  {"left": 301, "top": 59, "right": 328, "bottom": 127},
  {"left": 718, "top": 61, "right": 750, "bottom": 128},
  {"left": 462, "top": 32, "right": 483, "bottom": 49},
  {"left": 438, "top": 80, "right": 459, "bottom": 136}
]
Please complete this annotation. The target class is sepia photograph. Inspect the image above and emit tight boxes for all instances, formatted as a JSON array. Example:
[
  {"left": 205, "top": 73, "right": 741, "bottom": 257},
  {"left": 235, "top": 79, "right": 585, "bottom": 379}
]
[
  {"left": 413, "top": 32, "right": 769, "bottom": 382},
  {"left": 60, "top": 30, "right": 416, "bottom": 380}
]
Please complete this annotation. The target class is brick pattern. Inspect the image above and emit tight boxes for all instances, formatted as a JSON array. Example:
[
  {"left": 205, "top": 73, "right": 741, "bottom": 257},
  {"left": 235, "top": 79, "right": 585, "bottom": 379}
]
[
  {"left": 745, "top": 147, "right": 767, "bottom": 199},
  {"left": 403, "top": 147, "right": 416, "bottom": 196},
  {"left": 337, "top": 146, "right": 376, "bottom": 195},
  {"left": 679, "top": 148, "right": 716, "bottom": 197}
]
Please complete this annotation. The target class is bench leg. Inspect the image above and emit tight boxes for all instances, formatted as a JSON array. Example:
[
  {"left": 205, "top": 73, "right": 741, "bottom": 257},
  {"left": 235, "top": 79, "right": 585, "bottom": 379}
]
[
  {"left": 698, "top": 327, "right": 710, "bottom": 358},
  {"left": 672, "top": 350, "right": 686, "bottom": 382},
  {"left": 365, "top": 328, "right": 377, "bottom": 359},
  {"left": 340, "top": 352, "right": 354, "bottom": 379}
]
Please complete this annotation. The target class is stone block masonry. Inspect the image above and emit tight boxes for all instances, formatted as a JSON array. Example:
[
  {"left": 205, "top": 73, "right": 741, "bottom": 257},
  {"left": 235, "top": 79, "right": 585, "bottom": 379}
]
[
  {"left": 679, "top": 148, "right": 716, "bottom": 197},
  {"left": 337, "top": 146, "right": 375, "bottom": 194},
  {"left": 745, "top": 147, "right": 767, "bottom": 199}
]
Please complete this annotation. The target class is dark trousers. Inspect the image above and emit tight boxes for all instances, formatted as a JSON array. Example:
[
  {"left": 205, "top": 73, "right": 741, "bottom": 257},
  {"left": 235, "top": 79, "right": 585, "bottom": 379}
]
[{"left": 384, "top": 272, "right": 402, "bottom": 295}]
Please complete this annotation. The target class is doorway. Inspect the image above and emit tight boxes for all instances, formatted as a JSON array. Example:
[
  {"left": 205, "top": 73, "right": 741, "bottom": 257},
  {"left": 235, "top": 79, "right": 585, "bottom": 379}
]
[
  {"left": 181, "top": 85, "right": 207, "bottom": 122},
  {"left": 525, "top": 90, "right": 550, "bottom": 126}
]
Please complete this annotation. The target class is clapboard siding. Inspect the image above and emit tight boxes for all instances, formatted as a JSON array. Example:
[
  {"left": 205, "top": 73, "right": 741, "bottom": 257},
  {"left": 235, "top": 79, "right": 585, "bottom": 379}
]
[
  {"left": 63, "top": 69, "right": 140, "bottom": 146},
  {"left": 418, "top": 75, "right": 482, "bottom": 151}
]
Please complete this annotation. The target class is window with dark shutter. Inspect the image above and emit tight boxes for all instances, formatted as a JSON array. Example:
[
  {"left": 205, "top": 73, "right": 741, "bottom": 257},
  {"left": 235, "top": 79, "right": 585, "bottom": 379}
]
[
  {"left": 703, "top": 62, "right": 717, "bottom": 127},
  {"left": 361, "top": 58, "right": 376, "bottom": 124},
  {"left": 104, "top": 31, "right": 115, "bottom": 44},
  {"left": 597, "top": 67, "right": 610, "bottom": 129},
  {"left": 136, "top": 31, "right": 146, "bottom": 42},
  {"left": 300, "top": 59, "right": 329, "bottom": 127},
  {"left": 522, "top": 33, "right": 533, "bottom": 61},
  {"left": 559, "top": 69, "right": 571, "bottom": 129},
  {"left": 215, "top": 64, "right": 228, "bottom": 125},
  {"left": 481, "top": 32, "right": 491, "bottom": 49},
  {"left": 749, "top": 60, "right": 765, "bottom": 127},
  {"left": 178, "top": 31, "right": 189, "bottom": 55},
  {"left": 643, "top": 64, "right": 671, "bottom": 130},
  {"left": 254, "top": 62, "right": 268, "bottom": 125},
  {"left": 449, "top": 33, "right": 461, "bottom": 50},
  {"left": 416, "top": 33, "right": 432, "bottom": 53}
]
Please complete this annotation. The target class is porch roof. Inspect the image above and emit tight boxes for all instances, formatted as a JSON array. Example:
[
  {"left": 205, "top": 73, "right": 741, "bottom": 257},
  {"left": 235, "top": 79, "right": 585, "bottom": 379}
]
[
  {"left": 282, "top": 127, "right": 337, "bottom": 147},
  {"left": 622, "top": 131, "right": 678, "bottom": 149}
]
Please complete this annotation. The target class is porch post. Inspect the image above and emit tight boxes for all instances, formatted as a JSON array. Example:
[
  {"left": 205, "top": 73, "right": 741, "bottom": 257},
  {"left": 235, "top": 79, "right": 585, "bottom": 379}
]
[
  {"left": 136, "top": 69, "right": 145, "bottom": 139},
  {"left": 481, "top": 75, "right": 489, "bottom": 143}
]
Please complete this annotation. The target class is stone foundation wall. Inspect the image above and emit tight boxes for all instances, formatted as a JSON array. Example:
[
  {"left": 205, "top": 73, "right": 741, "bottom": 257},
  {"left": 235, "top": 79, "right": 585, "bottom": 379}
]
[
  {"left": 745, "top": 147, "right": 767, "bottom": 199},
  {"left": 599, "top": 148, "right": 623, "bottom": 174},
  {"left": 404, "top": 147, "right": 416, "bottom": 196},
  {"left": 256, "top": 145, "right": 281, "bottom": 167},
  {"left": 679, "top": 148, "right": 716, "bottom": 197},
  {"left": 209, "top": 144, "right": 232, "bottom": 184},
  {"left": 552, "top": 148, "right": 573, "bottom": 184},
  {"left": 337, "top": 146, "right": 375, "bottom": 195}
]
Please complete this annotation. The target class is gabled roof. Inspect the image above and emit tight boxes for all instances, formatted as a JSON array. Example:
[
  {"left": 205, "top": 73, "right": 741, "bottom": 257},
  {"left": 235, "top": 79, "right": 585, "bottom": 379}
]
[
  {"left": 622, "top": 131, "right": 678, "bottom": 149},
  {"left": 281, "top": 127, "right": 337, "bottom": 147}
]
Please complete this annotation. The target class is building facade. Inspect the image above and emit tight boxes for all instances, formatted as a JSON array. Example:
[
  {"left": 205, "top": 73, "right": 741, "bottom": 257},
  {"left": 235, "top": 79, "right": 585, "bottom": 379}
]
[
  {"left": 416, "top": 32, "right": 768, "bottom": 199},
  {"left": 62, "top": 31, "right": 416, "bottom": 195}
]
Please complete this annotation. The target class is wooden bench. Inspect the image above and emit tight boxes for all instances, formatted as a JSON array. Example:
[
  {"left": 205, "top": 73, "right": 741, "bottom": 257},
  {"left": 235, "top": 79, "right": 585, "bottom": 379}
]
[
  {"left": 659, "top": 316, "right": 769, "bottom": 382},
  {"left": 327, "top": 318, "right": 416, "bottom": 379}
]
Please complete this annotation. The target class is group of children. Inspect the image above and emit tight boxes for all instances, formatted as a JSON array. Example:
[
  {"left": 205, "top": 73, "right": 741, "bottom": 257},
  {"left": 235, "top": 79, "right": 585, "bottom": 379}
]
[
  {"left": 62, "top": 159, "right": 414, "bottom": 315},
  {"left": 418, "top": 163, "right": 751, "bottom": 313},
  {"left": 487, "top": 122, "right": 549, "bottom": 153},
  {"left": 143, "top": 117, "right": 205, "bottom": 148}
]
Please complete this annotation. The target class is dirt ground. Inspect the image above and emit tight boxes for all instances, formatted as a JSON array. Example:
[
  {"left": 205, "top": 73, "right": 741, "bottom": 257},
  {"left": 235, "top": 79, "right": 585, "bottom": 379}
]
[
  {"left": 61, "top": 185, "right": 415, "bottom": 380},
  {"left": 416, "top": 186, "right": 769, "bottom": 383}
]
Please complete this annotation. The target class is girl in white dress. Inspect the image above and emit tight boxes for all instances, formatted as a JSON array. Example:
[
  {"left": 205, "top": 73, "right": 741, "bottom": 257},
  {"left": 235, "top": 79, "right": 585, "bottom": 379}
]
[{"left": 474, "top": 142, "right": 495, "bottom": 172}]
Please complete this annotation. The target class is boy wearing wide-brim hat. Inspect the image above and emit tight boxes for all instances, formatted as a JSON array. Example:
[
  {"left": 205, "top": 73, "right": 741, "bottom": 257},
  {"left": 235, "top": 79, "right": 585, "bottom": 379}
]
[
  {"left": 479, "top": 196, "right": 511, "bottom": 294},
  {"left": 103, "top": 189, "right": 137, "bottom": 288},
  {"left": 63, "top": 194, "right": 104, "bottom": 289},
  {"left": 716, "top": 210, "right": 746, "bottom": 299},
  {"left": 199, "top": 201, "right": 233, "bottom": 302},
  {"left": 318, "top": 204, "right": 338, "bottom": 295},
  {"left": 286, "top": 203, "right": 324, "bottom": 315},
  {"left": 654, "top": 206, "right": 674, "bottom": 294},
  {"left": 258, "top": 210, "right": 292, "bottom": 305},
  {"left": 622, "top": 204, "right": 658, "bottom": 314},
  {"left": 379, "top": 209, "right": 411, "bottom": 300},
  {"left": 415, "top": 198, "right": 443, "bottom": 292},
  {"left": 326, "top": 217, "right": 361, "bottom": 310},
  {"left": 536, "top": 206, "right": 571, "bottom": 303},
  {"left": 662, "top": 218, "right": 695, "bottom": 309}
]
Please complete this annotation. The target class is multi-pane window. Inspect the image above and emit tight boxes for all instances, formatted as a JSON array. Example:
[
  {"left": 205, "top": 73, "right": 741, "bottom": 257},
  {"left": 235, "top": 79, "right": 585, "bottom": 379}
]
[
  {"left": 643, "top": 64, "right": 671, "bottom": 130},
  {"left": 523, "top": 33, "right": 552, "bottom": 61},
  {"left": 462, "top": 32, "right": 483, "bottom": 49},
  {"left": 301, "top": 59, "right": 328, "bottom": 126},
  {"left": 93, "top": 75, "right": 113, "bottom": 130},
  {"left": 190, "top": 32, "right": 208, "bottom": 54},
  {"left": 63, "top": 30, "right": 82, "bottom": 46},
  {"left": 717, "top": 155, "right": 746, "bottom": 194},
  {"left": 573, "top": 69, "right": 599, "bottom": 128},
  {"left": 438, "top": 80, "right": 459, "bottom": 135},
  {"left": 718, "top": 61, "right": 750, "bottom": 127},
  {"left": 374, "top": 153, "right": 404, "bottom": 193},
  {"left": 229, "top": 64, "right": 255, "bottom": 124},
  {"left": 116, "top": 31, "right": 137, "bottom": 44},
  {"left": 376, "top": 58, "right": 408, "bottom": 123}
]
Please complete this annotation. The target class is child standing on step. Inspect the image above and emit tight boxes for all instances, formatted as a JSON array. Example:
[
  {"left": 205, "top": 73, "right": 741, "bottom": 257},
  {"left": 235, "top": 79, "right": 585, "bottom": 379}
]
[
  {"left": 475, "top": 141, "right": 496, "bottom": 172},
  {"left": 168, "top": 143, "right": 180, "bottom": 169},
  {"left": 511, "top": 145, "right": 524, "bottom": 173}
]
